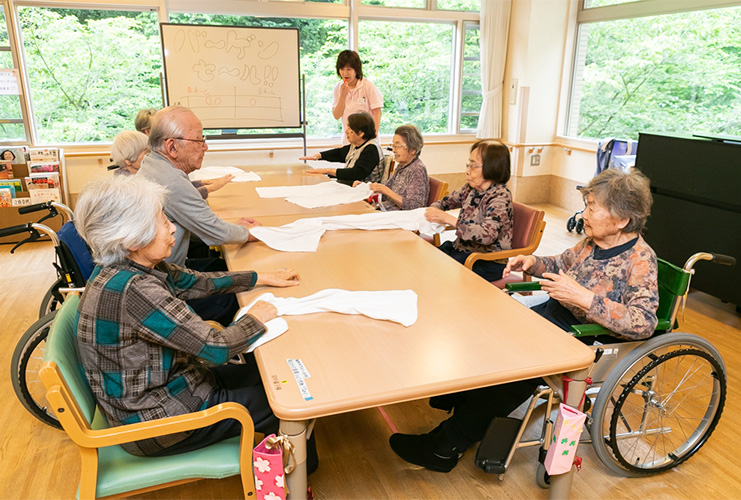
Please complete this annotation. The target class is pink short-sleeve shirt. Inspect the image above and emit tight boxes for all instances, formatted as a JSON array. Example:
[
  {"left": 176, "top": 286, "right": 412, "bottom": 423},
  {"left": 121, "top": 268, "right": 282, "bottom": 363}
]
[{"left": 332, "top": 78, "right": 383, "bottom": 145}]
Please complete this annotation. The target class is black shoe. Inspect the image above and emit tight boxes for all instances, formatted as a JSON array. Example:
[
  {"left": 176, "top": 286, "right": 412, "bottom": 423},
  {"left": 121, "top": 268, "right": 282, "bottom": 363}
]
[
  {"left": 429, "top": 393, "right": 465, "bottom": 413},
  {"left": 389, "top": 429, "right": 462, "bottom": 473}
]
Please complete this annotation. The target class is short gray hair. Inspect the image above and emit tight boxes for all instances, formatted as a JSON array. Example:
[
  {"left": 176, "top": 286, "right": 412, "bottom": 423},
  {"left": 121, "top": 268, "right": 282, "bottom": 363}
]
[
  {"left": 111, "top": 130, "right": 148, "bottom": 168},
  {"left": 579, "top": 168, "right": 653, "bottom": 234},
  {"left": 75, "top": 175, "right": 168, "bottom": 266},
  {"left": 394, "top": 124, "right": 424, "bottom": 157},
  {"left": 135, "top": 108, "right": 157, "bottom": 133},
  {"left": 148, "top": 106, "right": 192, "bottom": 155}
]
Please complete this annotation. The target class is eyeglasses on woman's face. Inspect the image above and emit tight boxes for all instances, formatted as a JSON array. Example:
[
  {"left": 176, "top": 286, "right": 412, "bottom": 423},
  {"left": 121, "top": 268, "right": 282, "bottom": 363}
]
[
  {"left": 465, "top": 161, "right": 482, "bottom": 171},
  {"left": 391, "top": 143, "right": 408, "bottom": 150}
]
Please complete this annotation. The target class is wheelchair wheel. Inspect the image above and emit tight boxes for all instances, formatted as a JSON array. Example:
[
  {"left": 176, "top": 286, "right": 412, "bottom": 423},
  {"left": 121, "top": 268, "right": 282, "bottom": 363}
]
[
  {"left": 38, "top": 279, "right": 65, "bottom": 319},
  {"left": 566, "top": 216, "right": 576, "bottom": 232},
  {"left": 575, "top": 218, "right": 584, "bottom": 234},
  {"left": 10, "top": 311, "right": 61, "bottom": 428},
  {"left": 536, "top": 462, "right": 550, "bottom": 489},
  {"left": 590, "top": 333, "right": 725, "bottom": 476}
]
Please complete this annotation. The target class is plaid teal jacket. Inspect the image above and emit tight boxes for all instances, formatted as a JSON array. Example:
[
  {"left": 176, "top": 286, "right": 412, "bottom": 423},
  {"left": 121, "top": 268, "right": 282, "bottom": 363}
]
[{"left": 75, "top": 259, "right": 265, "bottom": 456}]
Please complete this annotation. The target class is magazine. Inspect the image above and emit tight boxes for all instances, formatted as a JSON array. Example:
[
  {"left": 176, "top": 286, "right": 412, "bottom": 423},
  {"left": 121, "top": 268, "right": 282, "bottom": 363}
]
[
  {"left": 0, "top": 146, "right": 28, "bottom": 164},
  {"left": 26, "top": 173, "right": 60, "bottom": 190},
  {"left": 0, "top": 179, "right": 22, "bottom": 195},
  {"left": 27, "top": 148, "right": 59, "bottom": 162},
  {"left": 29, "top": 162, "right": 60, "bottom": 174},
  {"left": 0, "top": 188, "right": 12, "bottom": 207},
  {"left": 0, "top": 161, "right": 12, "bottom": 180}
]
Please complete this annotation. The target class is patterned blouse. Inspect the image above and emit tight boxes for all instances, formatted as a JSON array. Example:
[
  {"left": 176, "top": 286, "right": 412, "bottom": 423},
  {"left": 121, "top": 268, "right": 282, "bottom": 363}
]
[
  {"left": 76, "top": 260, "right": 266, "bottom": 456},
  {"left": 529, "top": 236, "right": 659, "bottom": 340},
  {"left": 380, "top": 157, "right": 429, "bottom": 211},
  {"left": 431, "top": 182, "right": 513, "bottom": 255}
]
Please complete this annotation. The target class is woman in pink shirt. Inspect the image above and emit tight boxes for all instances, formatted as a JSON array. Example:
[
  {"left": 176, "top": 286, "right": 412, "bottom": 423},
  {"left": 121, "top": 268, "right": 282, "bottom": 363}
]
[{"left": 332, "top": 50, "right": 383, "bottom": 145}]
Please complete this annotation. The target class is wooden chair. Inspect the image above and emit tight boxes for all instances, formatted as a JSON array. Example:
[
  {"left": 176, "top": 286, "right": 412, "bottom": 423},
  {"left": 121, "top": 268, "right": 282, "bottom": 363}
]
[
  {"left": 464, "top": 202, "right": 546, "bottom": 288},
  {"left": 427, "top": 177, "right": 448, "bottom": 206},
  {"left": 39, "top": 295, "right": 257, "bottom": 499}
]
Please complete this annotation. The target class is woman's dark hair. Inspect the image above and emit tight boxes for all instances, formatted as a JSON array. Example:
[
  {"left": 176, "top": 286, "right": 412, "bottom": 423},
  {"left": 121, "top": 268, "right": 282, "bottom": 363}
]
[
  {"left": 1, "top": 149, "right": 16, "bottom": 161},
  {"left": 472, "top": 140, "right": 510, "bottom": 184},
  {"left": 348, "top": 112, "right": 376, "bottom": 141},
  {"left": 335, "top": 50, "right": 363, "bottom": 80},
  {"left": 394, "top": 124, "right": 424, "bottom": 157}
]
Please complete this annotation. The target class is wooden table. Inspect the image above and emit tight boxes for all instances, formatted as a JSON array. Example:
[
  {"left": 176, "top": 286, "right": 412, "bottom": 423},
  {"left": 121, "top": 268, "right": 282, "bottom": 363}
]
[
  {"left": 212, "top": 164, "right": 594, "bottom": 499},
  {"left": 206, "top": 164, "right": 374, "bottom": 221},
  {"left": 222, "top": 229, "right": 594, "bottom": 499}
]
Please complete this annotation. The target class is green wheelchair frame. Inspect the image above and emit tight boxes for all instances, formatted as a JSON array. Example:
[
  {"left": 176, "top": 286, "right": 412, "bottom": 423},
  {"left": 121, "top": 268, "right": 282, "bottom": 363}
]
[{"left": 477, "top": 252, "right": 733, "bottom": 486}]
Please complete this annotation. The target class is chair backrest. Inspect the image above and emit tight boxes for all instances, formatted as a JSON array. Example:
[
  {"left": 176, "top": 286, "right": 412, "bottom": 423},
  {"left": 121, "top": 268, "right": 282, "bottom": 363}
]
[
  {"left": 381, "top": 154, "right": 396, "bottom": 184},
  {"left": 57, "top": 221, "right": 95, "bottom": 283},
  {"left": 427, "top": 177, "right": 448, "bottom": 206},
  {"left": 656, "top": 258, "right": 691, "bottom": 327},
  {"left": 40, "top": 295, "right": 98, "bottom": 430},
  {"left": 511, "top": 202, "right": 546, "bottom": 252}
]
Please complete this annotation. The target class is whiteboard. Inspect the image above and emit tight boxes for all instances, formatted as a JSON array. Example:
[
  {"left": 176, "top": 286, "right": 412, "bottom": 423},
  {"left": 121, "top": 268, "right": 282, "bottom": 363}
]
[{"left": 160, "top": 24, "right": 301, "bottom": 129}]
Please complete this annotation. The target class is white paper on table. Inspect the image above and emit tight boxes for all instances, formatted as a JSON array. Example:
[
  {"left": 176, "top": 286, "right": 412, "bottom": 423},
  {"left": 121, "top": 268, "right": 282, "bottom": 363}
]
[
  {"left": 189, "top": 166, "right": 262, "bottom": 182},
  {"left": 256, "top": 181, "right": 372, "bottom": 209}
]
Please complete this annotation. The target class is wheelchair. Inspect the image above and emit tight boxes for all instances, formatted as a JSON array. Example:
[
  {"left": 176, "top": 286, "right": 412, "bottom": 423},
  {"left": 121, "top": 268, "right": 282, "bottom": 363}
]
[
  {"left": 2, "top": 201, "right": 91, "bottom": 428},
  {"left": 475, "top": 251, "right": 733, "bottom": 486}
]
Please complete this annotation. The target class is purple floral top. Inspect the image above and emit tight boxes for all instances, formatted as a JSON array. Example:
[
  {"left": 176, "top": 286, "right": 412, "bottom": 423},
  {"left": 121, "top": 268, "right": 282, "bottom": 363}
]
[
  {"left": 529, "top": 236, "right": 659, "bottom": 340},
  {"left": 380, "top": 157, "right": 429, "bottom": 211},
  {"left": 432, "top": 182, "right": 513, "bottom": 254}
]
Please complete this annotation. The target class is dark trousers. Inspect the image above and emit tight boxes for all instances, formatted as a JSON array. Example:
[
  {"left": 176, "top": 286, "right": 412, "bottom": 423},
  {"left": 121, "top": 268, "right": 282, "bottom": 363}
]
[
  {"left": 185, "top": 257, "right": 239, "bottom": 327},
  {"left": 439, "top": 298, "right": 582, "bottom": 450},
  {"left": 438, "top": 240, "right": 506, "bottom": 282},
  {"left": 151, "top": 357, "right": 279, "bottom": 457}
]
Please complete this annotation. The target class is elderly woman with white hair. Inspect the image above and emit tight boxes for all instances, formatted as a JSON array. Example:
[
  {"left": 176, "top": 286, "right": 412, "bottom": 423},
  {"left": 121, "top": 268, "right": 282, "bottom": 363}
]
[
  {"left": 111, "top": 130, "right": 149, "bottom": 176},
  {"left": 74, "top": 174, "right": 300, "bottom": 457}
]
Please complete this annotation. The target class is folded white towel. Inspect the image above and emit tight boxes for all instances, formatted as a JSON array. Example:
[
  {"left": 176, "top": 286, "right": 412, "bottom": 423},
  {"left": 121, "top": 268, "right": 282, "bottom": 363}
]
[
  {"left": 257, "top": 181, "right": 373, "bottom": 208},
  {"left": 189, "top": 166, "right": 261, "bottom": 182},
  {"left": 235, "top": 289, "right": 418, "bottom": 351}
]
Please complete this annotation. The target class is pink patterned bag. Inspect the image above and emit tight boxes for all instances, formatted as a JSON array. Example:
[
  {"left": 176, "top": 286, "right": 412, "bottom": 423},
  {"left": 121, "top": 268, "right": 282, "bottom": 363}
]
[
  {"left": 543, "top": 403, "right": 587, "bottom": 475},
  {"left": 253, "top": 434, "right": 295, "bottom": 500}
]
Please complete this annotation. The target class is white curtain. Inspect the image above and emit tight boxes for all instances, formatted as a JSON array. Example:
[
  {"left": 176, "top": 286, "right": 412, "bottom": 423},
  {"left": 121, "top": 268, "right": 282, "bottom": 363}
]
[{"left": 476, "top": 0, "right": 512, "bottom": 139}]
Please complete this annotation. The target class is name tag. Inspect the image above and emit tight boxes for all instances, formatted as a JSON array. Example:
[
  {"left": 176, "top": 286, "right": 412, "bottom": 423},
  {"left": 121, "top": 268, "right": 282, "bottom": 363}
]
[{"left": 356, "top": 96, "right": 367, "bottom": 105}]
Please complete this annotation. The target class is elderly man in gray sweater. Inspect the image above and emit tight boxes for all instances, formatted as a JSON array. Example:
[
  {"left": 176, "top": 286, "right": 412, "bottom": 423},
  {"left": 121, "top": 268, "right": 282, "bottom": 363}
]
[{"left": 139, "top": 105, "right": 258, "bottom": 324}]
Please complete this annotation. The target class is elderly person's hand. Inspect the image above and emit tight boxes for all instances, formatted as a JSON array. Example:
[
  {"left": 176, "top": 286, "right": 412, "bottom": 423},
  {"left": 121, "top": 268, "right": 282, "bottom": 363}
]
[
  {"left": 300, "top": 153, "right": 321, "bottom": 161},
  {"left": 425, "top": 207, "right": 457, "bottom": 227},
  {"left": 503, "top": 254, "right": 537, "bottom": 278},
  {"left": 306, "top": 167, "right": 335, "bottom": 176},
  {"left": 236, "top": 217, "right": 262, "bottom": 241},
  {"left": 256, "top": 268, "right": 300, "bottom": 287},
  {"left": 246, "top": 300, "right": 278, "bottom": 324},
  {"left": 540, "top": 270, "right": 595, "bottom": 312},
  {"left": 202, "top": 174, "right": 234, "bottom": 193},
  {"left": 369, "top": 182, "right": 389, "bottom": 195}
]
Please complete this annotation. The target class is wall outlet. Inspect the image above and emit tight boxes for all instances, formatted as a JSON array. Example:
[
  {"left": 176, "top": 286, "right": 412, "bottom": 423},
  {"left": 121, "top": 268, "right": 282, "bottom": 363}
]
[{"left": 530, "top": 154, "right": 541, "bottom": 166}]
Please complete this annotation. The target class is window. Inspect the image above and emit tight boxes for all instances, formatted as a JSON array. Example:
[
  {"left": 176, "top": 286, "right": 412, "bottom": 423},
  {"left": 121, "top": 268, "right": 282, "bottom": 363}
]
[
  {"left": 0, "top": 6, "right": 25, "bottom": 142},
  {"left": 459, "top": 22, "right": 480, "bottom": 133},
  {"left": 567, "top": 3, "right": 741, "bottom": 140},
  {"left": 18, "top": 7, "right": 161, "bottom": 143},
  {"left": 169, "top": 14, "right": 348, "bottom": 138}
]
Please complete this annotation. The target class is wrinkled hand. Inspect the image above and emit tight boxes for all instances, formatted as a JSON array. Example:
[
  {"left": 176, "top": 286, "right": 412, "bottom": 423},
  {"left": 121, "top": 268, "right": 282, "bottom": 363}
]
[
  {"left": 425, "top": 207, "right": 456, "bottom": 227},
  {"left": 299, "top": 153, "right": 321, "bottom": 161},
  {"left": 540, "top": 270, "right": 594, "bottom": 311},
  {"left": 306, "top": 167, "right": 332, "bottom": 175},
  {"left": 352, "top": 180, "right": 361, "bottom": 188},
  {"left": 256, "top": 268, "right": 300, "bottom": 287},
  {"left": 237, "top": 217, "right": 262, "bottom": 241},
  {"left": 503, "top": 254, "right": 537, "bottom": 278},
  {"left": 246, "top": 300, "right": 278, "bottom": 324},
  {"left": 369, "top": 183, "right": 388, "bottom": 195},
  {"left": 203, "top": 174, "right": 234, "bottom": 192}
]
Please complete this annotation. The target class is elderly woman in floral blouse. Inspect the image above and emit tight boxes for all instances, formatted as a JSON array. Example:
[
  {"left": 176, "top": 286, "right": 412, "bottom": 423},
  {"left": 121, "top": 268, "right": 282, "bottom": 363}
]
[
  {"left": 390, "top": 168, "right": 659, "bottom": 473},
  {"left": 355, "top": 124, "right": 429, "bottom": 211},
  {"left": 424, "top": 139, "right": 513, "bottom": 281}
]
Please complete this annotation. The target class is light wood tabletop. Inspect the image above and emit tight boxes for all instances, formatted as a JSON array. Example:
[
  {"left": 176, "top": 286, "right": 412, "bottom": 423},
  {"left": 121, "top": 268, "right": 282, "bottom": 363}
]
[{"left": 206, "top": 164, "right": 375, "bottom": 221}]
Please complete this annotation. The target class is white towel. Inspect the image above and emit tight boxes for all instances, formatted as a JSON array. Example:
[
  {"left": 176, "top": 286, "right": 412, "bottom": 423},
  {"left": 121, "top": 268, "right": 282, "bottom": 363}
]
[
  {"left": 257, "top": 181, "right": 373, "bottom": 208},
  {"left": 235, "top": 289, "right": 418, "bottom": 351},
  {"left": 249, "top": 207, "right": 444, "bottom": 252},
  {"left": 189, "top": 166, "right": 261, "bottom": 182}
]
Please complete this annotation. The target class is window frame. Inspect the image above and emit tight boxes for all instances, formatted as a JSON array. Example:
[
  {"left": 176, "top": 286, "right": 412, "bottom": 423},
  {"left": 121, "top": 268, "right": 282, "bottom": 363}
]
[
  {"left": 4, "top": 0, "right": 479, "bottom": 146},
  {"left": 562, "top": 0, "right": 741, "bottom": 140}
]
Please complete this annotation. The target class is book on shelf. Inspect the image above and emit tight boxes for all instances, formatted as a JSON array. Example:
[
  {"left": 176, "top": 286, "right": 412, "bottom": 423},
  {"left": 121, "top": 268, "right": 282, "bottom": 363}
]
[
  {"left": 25, "top": 173, "right": 60, "bottom": 190},
  {"left": 28, "top": 187, "right": 61, "bottom": 203},
  {"left": 0, "top": 178, "right": 22, "bottom": 195},
  {"left": 0, "top": 146, "right": 28, "bottom": 164},
  {"left": 0, "top": 161, "right": 12, "bottom": 180},
  {"left": 29, "top": 161, "right": 60, "bottom": 174},
  {"left": 0, "top": 188, "right": 12, "bottom": 207},
  {"left": 27, "top": 148, "right": 59, "bottom": 162}
]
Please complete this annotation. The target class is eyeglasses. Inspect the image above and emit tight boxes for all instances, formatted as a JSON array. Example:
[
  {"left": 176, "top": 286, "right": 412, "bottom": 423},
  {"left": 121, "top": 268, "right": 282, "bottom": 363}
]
[
  {"left": 172, "top": 137, "right": 207, "bottom": 144},
  {"left": 465, "top": 161, "right": 482, "bottom": 170},
  {"left": 391, "top": 143, "right": 408, "bottom": 150}
]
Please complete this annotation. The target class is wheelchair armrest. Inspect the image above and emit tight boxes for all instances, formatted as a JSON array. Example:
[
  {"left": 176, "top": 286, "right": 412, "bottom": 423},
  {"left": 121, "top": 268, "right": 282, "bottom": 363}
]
[
  {"left": 569, "top": 324, "right": 613, "bottom": 337},
  {"left": 505, "top": 282, "right": 542, "bottom": 292}
]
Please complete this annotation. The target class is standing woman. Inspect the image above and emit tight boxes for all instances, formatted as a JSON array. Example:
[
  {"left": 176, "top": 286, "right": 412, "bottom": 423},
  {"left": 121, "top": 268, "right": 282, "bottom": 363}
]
[{"left": 332, "top": 50, "right": 383, "bottom": 145}]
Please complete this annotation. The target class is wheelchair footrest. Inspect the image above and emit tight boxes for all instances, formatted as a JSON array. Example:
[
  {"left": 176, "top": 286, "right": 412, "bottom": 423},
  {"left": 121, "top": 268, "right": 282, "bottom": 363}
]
[{"left": 475, "top": 417, "right": 523, "bottom": 474}]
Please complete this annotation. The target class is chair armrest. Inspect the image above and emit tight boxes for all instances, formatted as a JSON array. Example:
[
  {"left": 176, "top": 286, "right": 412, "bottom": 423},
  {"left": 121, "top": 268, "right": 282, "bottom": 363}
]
[
  {"left": 569, "top": 324, "right": 614, "bottom": 338},
  {"left": 505, "top": 282, "right": 542, "bottom": 292},
  {"left": 464, "top": 249, "right": 521, "bottom": 268}
]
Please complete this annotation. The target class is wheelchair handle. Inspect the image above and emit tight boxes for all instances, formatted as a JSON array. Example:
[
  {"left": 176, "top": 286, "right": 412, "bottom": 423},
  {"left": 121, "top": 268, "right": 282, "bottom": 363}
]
[
  {"left": 684, "top": 252, "right": 736, "bottom": 272},
  {"left": 18, "top": 202, "right": 53, "bottom": 215},
  {"left": 0, "top": 223, "right": 33, "bottom": 239},
  {"left": 17, "top": 200, "right": 74, "bottom": 222}
]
